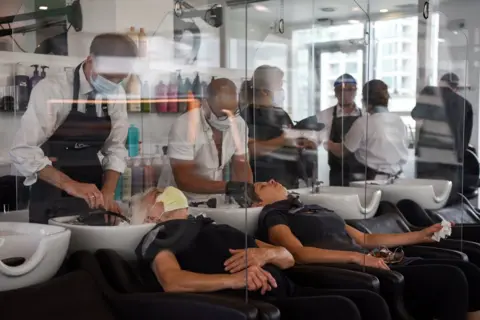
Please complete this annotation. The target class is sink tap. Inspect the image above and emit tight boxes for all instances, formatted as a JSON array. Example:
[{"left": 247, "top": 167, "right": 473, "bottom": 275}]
[{"left": 312, "top": 181, "right": 324, "bottom": 194}]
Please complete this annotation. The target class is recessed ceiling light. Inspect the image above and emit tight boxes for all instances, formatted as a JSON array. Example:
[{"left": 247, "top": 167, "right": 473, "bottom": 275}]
[
  {"left": 254, "top": 4, "right": 269, "bottom": 12},
  {"left": 438, "top": 38, "right": 446, "bottom": 43},
  {"left": 39, "top": 6, "right": 48, "bottom": 10},
  {"left": 380, "top": 9, "right": 388, "bottom": 13},
  {"left": 348, "top": 20, "right": 360, "bottom": 24},
  {"left": 321, "top": 7, "right": 336, "bottom": 12},
  {"left": 352, "top": 7, "right": 360, "bottom": 11}
]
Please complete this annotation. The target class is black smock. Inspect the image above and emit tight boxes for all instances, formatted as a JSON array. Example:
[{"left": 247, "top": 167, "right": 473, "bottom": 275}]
[
  {"left": 29, "top": 63, "right": 113, "bottom": 223},
  {"left": 136, "top": 215, "right": 295, "bottom": 299},
  {"left": 241, "top": 104, "right": 300, "bottom": 189},
  {"left": 257, "top": 199, "right": 420, "bottom": 266},
  {"left": 328, "top": 105, "right": 363, "bottom": 186}
]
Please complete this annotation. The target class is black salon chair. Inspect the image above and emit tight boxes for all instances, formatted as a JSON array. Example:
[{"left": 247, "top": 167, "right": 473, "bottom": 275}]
[
  {"left": 463, "top": 147, "right": 480, "bottom": 199},
  {"left": 347, "top": 201, "right": 480, "bottom": 267},
  {"left": 67, "top": 251, "right": 260, "bottom": 320},
  {"left": 0, "top": 271, "right": 118, "bottom": 320}
]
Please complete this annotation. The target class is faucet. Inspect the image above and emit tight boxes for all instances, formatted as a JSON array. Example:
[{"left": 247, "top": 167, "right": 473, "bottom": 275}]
[{"left": 312, "top": 180, "right": 324, "bottom": 194}]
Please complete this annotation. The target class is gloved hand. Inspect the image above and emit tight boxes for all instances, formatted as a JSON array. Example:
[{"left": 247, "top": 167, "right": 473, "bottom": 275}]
[{"left": 225, "top": 181, "right": 260, "bottom": 208}]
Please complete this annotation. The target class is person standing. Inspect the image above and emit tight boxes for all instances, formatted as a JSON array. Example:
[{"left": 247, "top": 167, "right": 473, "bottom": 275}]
[
  {"left": 162, "top": 78, "right": 256, "bottom": 207},
  {"left": 10, "top": 33, "right": 137, "bottom": 223},
  {"left": 316, "top": 74, "right": 363, "bottom": 186}
]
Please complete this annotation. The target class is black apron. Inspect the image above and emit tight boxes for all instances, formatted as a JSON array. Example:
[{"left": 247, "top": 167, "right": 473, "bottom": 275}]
[
  {"left": 328, "top": 105, "right": 363, "bottom": 186},
  {"left": 29, "top": 63, "right": 112, "bottom": 223}
]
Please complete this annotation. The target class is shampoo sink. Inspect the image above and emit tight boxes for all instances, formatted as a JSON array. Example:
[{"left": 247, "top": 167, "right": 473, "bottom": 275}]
[
  {"left": 189, "top": 204, "right": 263, "bottom": 235},
  {"left": 0, "top": 223, "right": 70, "bottom": 292},
  {"left": 290, "top": 187, "right": 382, "bottom": 220},
  {"left": 350, "top": 179, "right": 452, "bottom": 210},
  {"left": 49, "top": 216, "right": 154, "bottom": 260}
]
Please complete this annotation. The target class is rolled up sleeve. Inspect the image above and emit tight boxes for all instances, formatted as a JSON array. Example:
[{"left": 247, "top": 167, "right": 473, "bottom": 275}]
[
  {"left": 101, "top": 93, "right": 128, "bottom": 173},
  {"left": 168, "top": 117, "right": 195, "bottom": 161},
  {"left": 10, "top": 81, "right": 58, "bottom": 186},
  {"left": 343, "top": 118, "right": 365, "bottom": 153}
]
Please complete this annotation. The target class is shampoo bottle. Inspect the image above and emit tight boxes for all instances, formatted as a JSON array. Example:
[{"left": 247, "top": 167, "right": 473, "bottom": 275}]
[
  {"left": 138, "top": 27, "right": 148, "bottom": 58},
  {"left": 167, "top": 72, "right": 178, "bottom": 113},
  {"left": 141, "top": 80, "right": 151, "bottom": 113},
  {"left": 155, "top": 80, "right": 168, "bottom": 113},
  {"left": 126, "top": 75, "right": 141, "bottom": 112},
  {"left": 15, "top": 64, "right": 30, "bottom": 111},
  {"left": 126, "top": 124, "right": 140, "bottom": 157},
  {"left": 29, "top": 64, "right": 41, "bottom": 89},
  {"left": 127, "top": 26, "right": 139, "bottom": 48},
  {"left": 122, "top": 159, "right": 133, "bottom": 201},
  {"left": 131, "top": 157, "right": 144, "bottom": 194},
  {"left": 40, "top": 66, "right": 49, "bottom": 78},
  {"left": 143, "top": 156, "right": 155, "bottom": 190},
  {"left": 152, "top": 145, "right": 163, "bottom": 182}
]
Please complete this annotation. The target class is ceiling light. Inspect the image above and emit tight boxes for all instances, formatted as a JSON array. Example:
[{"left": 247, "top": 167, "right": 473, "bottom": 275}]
[
  {"left": 380, "top": 9, "right": 388, "bottom": 13},
  {"left": 348, "top": 20, "right": 360, "bottom": 24},
  {"left": 39, "top": 6, "right": 48, "bottom": 10},
  {"left": 321, "top": 7, "right": 336, "bottom": 12},
  {"left": 352, "top": 7, "right": 360, "bottom": 11},
  {"left": 254, "top": 4, "right": 269, "bottom": 12},
  {"left": 438, "top": 38, "right": 445, "bottom": 43}
]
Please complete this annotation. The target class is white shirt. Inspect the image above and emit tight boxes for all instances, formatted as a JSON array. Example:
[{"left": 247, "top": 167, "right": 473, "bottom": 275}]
[
  {"left": 317, "top": 105, "right": 362, "bottom": 142},
  {"left": 10, "top": 64, "right": 129, "bottom": 186},
  {"left": 343, "top": 111, "right": 409, "bottom": 175},
  {"left": 160, "top": 107, "right": 248, "bottom": 201}
]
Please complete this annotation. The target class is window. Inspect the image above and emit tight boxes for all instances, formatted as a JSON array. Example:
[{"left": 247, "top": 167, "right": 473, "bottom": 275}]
[
  {"left": 382, "top": 59, "right": 396, "bottom": 72},
  {"left": 382, "top": 76, "right": 395, "bottom": 88},
  {"left": 382, "top": 43, "right": 396, "bottom": 55},
  {"left": 345, "top": 62, "right": 358, "bottom": 74},
  {"left": 330, "top": 63, "right": 340, "bottom": 74}
]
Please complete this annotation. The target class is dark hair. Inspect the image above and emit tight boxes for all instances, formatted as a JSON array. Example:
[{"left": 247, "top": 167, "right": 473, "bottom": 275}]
[
  {"left": 440, "top": 72, "right": 460, "bottom": 89},
  {"left": 362, "top": 79, "right": 390, "bottom": 107},
  {"left": 206, "top": 78, "right": 236, "bottom": 101},
  {"left": 239, "top": 65, "right": 284, "bottom": 106},
  {"left": 89, "top": 33, "right": 138, "bottom": 58}
]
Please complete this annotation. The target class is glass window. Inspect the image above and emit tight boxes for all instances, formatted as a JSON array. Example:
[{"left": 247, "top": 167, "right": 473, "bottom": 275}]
[{"left": 345, "top": 62, "right": 358, "bottom": 74}]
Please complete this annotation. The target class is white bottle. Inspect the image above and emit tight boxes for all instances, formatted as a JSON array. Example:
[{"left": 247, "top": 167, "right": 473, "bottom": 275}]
[
  {"left": 127, "top": 26, "right": 139, "bottom": 48},
  {"left": 138, "top": 27, "right": 148, "bottom": 58},
  {"left": 122, "top": 158, "right": 133, "bottom": 201}
]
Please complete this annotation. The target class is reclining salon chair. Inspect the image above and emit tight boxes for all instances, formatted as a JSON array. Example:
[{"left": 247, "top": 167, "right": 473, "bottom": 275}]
[
  {"left": 67, "top": 250, "right": 262, "bottom": 320},
  {"left": 347, "top": 202, "right": 480, "bottom": 267}
]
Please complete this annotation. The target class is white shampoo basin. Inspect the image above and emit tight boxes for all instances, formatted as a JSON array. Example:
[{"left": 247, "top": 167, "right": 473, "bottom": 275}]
[
  {"left": 189, "top": 204, "right": 263, "bottom": 235},
  {"left": 0, "top": 223, "right": 70, "bottom": 292},
  {"left": 350, "top": 179, "right": 452, "bottom": 210},
  {"left": 290, "top": 187, "right": 382, "bottom": 220},
  {"left": 49, "top": 216, "right": 154, "bottom": 260}
]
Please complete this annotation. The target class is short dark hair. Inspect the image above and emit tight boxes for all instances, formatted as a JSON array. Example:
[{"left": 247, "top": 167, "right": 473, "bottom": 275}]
[
  {"left": 440, "top": 73, "right": 460, "bottom": 89},
  {"left": 362, "top": 79, "right": 390, "bottom": 107},
  {"left": 206, "top": 78, "right": 236, "bottom": 100},
  {"left": 89, "top": 33, "right": 137, "bottom": 58}
]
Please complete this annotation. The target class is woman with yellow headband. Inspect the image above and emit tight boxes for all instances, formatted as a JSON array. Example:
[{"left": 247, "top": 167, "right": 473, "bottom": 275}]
[{"left": 133, "top": 186, "right": 390, "bottom": 320}]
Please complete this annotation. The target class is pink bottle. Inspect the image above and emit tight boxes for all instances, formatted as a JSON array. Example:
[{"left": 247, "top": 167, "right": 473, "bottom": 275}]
[
  {"left": 167, "top": 72, "right": 178, "bottom": 113},
  {"left": 155, "top": 81, "right": 168, "bottom": 113}
]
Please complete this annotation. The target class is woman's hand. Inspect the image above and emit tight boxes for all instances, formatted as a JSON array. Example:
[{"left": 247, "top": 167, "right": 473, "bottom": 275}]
[
  {"left": 64, "top": 180, "right": 104, "bottom": 209},
  {"left": 357, "top": 254, "right": 390, "bottom": 270},
  {"left": 418, "top": 223, "right": 447, "bottom": 243},
  {"left": 224, "top": 248, "right": 271, "bottom": 273},
  {"left": 230, "top": 265, "right": 277, "bottom": 295}
]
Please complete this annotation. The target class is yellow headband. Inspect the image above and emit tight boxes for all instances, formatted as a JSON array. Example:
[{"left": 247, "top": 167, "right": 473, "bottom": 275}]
[{"left": 155, "top": 186, "right": 188, "bottom": 213}]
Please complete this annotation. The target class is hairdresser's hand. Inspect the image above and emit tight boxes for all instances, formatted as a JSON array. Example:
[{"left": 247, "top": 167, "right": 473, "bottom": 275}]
[
  {"left": 100, "top": 188, "right": 121, "bottom": 224},
  {"left": 230, "top": 265, "right": 277, "bottom": 295},
  {"left": 225, "top": 181, "right": 260, "bottom": 208},
  {"left": 225, "top": 248, "right": 270, "bottom": 273},
  {"left": 64, "top": 180, "right": 104, "bottom": 209}
]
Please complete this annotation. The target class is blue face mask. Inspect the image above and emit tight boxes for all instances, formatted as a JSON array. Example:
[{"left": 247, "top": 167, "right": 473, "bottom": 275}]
[{"left": 90, "top": 73, "right": 120, "bottom": 94}]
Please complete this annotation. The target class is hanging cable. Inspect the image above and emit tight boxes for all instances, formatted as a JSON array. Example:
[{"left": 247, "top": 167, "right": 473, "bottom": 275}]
[
  {"left": 0, "top": 23, "right": 27, "bottom": 52},
  {"left": 423, "top": 1, "right": 430, "bottom": 19},
  {"left": 278, "top": 0, "right": 285, "bottom": 34}
]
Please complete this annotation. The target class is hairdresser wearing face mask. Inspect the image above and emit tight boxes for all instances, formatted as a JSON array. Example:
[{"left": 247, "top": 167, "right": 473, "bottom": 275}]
[
  {"left": 163, "top": 78, "right": 256, "bottom": 207},
  {"left": 240, "top": 65, "right": 314, "bottom": 189},
  {"left": 10, "top": 33, "right": 136, "bottom": 223}
]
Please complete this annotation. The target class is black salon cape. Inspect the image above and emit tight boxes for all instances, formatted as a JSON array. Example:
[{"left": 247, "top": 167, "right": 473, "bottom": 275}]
[{"left": 136, "top": 215, "right": 295, "bottom": 298}]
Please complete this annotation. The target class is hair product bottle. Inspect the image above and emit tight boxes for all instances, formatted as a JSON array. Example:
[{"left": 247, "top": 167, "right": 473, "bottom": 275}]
[
  {"left": 122, "top": 159, "right": 133, "bottom": 201},
  {"left": 155, "top": 80, "right": 168, "bottom": 113},
  {"left": 131, "top": 156, "right": 144, "bottom": 195},
  {"left": 127, "top": 124, "right": 140, "bottom": 157},
  {"left": 138, "top": 27, "right": 148, "bottom": 58}
]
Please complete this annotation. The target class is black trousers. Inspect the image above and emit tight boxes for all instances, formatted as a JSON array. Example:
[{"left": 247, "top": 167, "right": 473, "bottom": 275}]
[
  {"left": 392, "top": 259, "right": 480, "bottom": 319},
  {"left": 268, "top": 286, "right": 391, "bottom": 320}
]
